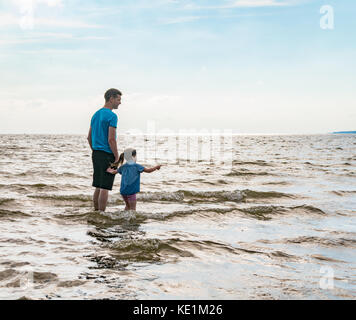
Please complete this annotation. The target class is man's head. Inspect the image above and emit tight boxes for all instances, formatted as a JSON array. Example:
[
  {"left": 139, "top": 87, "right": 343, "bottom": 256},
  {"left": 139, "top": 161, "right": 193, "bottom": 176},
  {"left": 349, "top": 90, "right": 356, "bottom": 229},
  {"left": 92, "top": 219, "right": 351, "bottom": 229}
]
[{"left": 104, "top": 88, "right": 122, "bottom": 109}]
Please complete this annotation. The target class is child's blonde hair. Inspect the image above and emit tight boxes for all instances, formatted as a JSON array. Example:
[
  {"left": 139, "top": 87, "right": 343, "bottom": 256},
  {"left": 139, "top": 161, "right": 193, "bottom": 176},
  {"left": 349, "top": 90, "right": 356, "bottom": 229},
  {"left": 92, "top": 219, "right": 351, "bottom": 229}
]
[{"left": 112, "top": 149, "right": 137, "bottom": 169}]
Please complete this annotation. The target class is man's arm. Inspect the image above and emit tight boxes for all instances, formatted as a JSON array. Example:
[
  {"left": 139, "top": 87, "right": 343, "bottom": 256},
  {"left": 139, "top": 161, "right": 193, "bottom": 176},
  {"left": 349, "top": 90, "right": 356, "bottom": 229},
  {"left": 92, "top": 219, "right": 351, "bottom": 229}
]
[
  {"left": 87, "top": 126, "right": 93, "bottom": 150},
  {"left": 108, "top": 126, "right": 119, "bottom": 162}
]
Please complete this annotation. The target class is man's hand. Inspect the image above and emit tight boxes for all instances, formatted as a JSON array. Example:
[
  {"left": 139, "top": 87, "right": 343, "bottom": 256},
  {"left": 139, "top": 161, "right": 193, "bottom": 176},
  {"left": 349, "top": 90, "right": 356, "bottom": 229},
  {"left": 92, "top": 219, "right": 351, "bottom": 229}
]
[
  {"left": 110, "top": 160, "right": 120, "bottom": 169},
  {"left": 156, "top": 165, "right": 162, "bottom": 170}
]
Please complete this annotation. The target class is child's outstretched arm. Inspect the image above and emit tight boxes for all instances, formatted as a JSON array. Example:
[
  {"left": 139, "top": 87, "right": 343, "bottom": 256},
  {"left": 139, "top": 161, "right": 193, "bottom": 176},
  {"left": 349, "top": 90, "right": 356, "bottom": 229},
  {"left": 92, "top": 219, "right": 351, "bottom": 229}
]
[{"left": 143, "top": 165, "right": 161, "bottom": 173}]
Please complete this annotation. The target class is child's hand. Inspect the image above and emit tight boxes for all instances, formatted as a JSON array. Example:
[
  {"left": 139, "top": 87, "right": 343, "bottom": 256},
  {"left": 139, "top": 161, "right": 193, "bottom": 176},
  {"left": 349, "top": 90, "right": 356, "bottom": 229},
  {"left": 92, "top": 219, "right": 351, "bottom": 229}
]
[
  {"left": 156, "top": 165, "right": 162, "bottom": 170},
  {"left": 106, "top": 168, "right": 117, "bottom": 175}
]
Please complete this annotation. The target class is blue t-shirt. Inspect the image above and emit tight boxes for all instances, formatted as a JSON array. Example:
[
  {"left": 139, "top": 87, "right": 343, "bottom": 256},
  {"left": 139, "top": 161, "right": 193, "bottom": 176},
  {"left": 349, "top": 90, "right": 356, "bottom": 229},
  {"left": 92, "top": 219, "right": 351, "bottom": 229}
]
[
  {"left": 118, "top": 163, "right": 145, "bottom": 195},
  {"left": 90, "top": 108, "right": 118, "bottom": 154}
]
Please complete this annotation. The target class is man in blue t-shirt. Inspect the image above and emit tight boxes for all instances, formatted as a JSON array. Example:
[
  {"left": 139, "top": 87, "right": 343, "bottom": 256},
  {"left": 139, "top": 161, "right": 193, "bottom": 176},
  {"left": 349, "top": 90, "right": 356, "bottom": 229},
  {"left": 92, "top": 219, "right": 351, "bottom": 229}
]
[{"left": 87, "top": 88, "right": 122, "bottom": 212}]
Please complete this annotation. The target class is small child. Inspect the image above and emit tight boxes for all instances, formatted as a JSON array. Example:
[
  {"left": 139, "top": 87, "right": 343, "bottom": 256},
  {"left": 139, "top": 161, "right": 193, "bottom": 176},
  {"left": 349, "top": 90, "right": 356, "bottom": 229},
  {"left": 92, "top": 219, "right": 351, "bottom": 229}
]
[{"left": 106, "top": 148, "right": 161, "bottom": 211}]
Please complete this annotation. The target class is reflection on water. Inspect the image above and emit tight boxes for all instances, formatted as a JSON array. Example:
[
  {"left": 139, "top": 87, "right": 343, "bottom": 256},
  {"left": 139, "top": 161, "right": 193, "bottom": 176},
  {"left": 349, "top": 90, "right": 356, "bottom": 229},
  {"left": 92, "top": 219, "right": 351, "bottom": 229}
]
[{"left": 0, "top": 134, "right": 355, "bottom": 299}]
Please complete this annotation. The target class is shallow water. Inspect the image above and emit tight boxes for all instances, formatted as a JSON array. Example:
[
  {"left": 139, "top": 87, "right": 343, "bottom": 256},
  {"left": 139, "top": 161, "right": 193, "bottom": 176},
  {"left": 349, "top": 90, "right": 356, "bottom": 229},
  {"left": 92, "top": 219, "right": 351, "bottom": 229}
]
[{"left": 0, "top": 134, "right": 355, "bottom": 300}]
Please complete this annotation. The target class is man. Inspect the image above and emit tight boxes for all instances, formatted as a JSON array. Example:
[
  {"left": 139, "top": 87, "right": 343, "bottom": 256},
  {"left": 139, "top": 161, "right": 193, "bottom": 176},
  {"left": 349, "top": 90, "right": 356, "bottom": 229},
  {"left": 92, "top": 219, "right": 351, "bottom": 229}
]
[{"left": 87, "top": 88, "right": 122, "bottom": 212}]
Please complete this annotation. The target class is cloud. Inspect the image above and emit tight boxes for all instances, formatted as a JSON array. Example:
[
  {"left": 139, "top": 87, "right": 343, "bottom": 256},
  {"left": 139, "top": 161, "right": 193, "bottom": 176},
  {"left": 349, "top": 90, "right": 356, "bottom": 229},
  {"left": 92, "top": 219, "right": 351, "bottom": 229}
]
[
  {"left": 0, "top": 32, "right": 109, "bottom": 46},
  {"left": 11, "top": 0, "right": 63, "bottom": 9},
  {"left": 32, "top": 18, "right": 102, "bottom": 28},
  {"left": 0, "top": 13, "right": 18, "bottom": 27},
  {"left": 181, "top": 0, "right": 301, "bottom": 10},
  {"left": 159, "top": 15, "right": 203, "bottom": 24},
  {"left": 0, "top": 12, "right": 102, "bottom": 29},
  {"left": 2, "top": 1, "right": 101, "bottom": 29},
  {"left": 226, "top": 0, "right": 290, "bottom": 8}
]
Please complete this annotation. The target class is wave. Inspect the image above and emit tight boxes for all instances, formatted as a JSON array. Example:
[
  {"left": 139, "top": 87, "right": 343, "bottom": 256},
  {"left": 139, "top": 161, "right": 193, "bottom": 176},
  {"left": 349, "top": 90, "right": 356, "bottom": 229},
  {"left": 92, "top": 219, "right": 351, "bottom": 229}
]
[
  {"left": 310, "top": 254, "right": 345, "bottom": 263},
  {"left": 86, "top": 202, "right": 326, "bottom": 225},
  {"left": 286, "top": 236, "right": 356, "bottom": 248},
  {"left": 57, "top": 280, "right": 85, "bottom": 288},
  {"left": 242, "top": 189, "right": 295, "bottom": 199},
  {"left": 31, "top": 188, "right": 296, "bottom": 209},
  {"left": 1, "top": 270, "right": 59, "bottom": 287},
  {"left": 260, "top": 236, "right": 356, "bottom": 248},
  {"left": 111, "top": 190, "right": 246, "bottom": 203},
  {"left": 1, "top": 146, "right": 30, "bottom": 151},
  {"left": 140, "top": 189, "right": 293, "bottom": 202},
  {"left": 262, "top": 181, "right": 291, "bottom": 186},
  {"left": 32, "top": 271, "right": 58, "bottom": 284},
  {"left": 0, "top": 209, "right": 32, "bottom": 218},
  {"left": 1, "top": 183, "right": 82, "bottom": 192},
  {"left": 137, "top": 191, "right": 185, "bottom": 202},
  {"left": 291, "top": 205, "right": 326, "bottom": 215},
  {"left": 0, "top": 269, "right": 20, "bottom": 282},
  {"left": 107, "top": 238, "right": 194, "bottom": 262},
  {"left": 1, "top": 170, "right": 87, "bottom": 179},
  {"left": 237, "top": 204, "right": 325, "bottom": 220},
  {"left": 225, "top": 170, "right": 270, "bottom": 177},
  {"left": 29, "top": 194, "right": 91, "bottom": 202},
  {"left": 189, "top": 179, "right": 229, "bottom": 185},
  {"left": 181, "top": 190, "right": 245, "bottom": 202},
  {"left": 232, "top": 160, "right": 273, "bottom": 167},
  {"left": 304, "top": 162, "right": 321, "bottom": 166},
  {"left": 269, "top": 251, "right": 296, "bottom": 259},
  {"left": 0, "top": 198, "right": 15, "bottom": 206},
  {"left": 87, "top": 207, "right": 239, "bottom": 225},
  {"left": 238, "top": 206, "right": 287, "bottom": 220},
  {"left": 90, "top": 237, "right": 299, "bottom": 265},
  {"left": 331, "top": 190, "right": 356, "bottom": 196},
  {"left": 7, "top": 183, "right": 55, "bottom": 190}
]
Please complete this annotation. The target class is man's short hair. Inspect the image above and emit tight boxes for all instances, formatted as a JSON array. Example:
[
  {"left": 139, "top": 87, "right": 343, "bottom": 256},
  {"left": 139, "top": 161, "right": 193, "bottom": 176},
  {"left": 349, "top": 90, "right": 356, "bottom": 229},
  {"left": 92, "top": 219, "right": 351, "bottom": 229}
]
[{"left": 104, "top": 88, "right": 122, "bottom": 102}]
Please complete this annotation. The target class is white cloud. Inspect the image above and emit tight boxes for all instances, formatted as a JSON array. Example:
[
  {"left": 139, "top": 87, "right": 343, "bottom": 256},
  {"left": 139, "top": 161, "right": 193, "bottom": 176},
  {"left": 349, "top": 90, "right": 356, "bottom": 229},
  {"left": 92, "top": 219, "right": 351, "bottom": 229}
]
[
  {"left": 0, "top": 31, "right": 109, "bottom": 46},
  {"left": 1, "top": 1, "right": 101, "bottom": 30},
  {"left": 0, "top": 12, "right": 102, "bottom": 29},
  {"left": 11, "top": 0, "right": 63, "bottom": 8},
  {"left": 227, "top": 0, "right": 289, "bottom": 8},
  {"left": 182, "top": 0, "right": 302, "bottom": 10},
  {"left": 0, "top": 13, "right": 18, "bottom": 27},
  {"left": 159, "top": 15, "right": 203, "bottom": 24},
  {"left": 0, "top": 38, "right": 40, "bottom": 45},
  {"left": 33, "top": 17, "right": 102, "bottom": 28}
]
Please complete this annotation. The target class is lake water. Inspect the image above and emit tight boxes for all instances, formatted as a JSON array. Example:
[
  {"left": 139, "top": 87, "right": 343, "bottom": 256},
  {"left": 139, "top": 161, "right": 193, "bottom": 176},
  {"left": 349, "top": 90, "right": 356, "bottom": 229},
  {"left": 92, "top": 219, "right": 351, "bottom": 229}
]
[{"left": 0, "top": 133, "right": 355, "bottom": 299}]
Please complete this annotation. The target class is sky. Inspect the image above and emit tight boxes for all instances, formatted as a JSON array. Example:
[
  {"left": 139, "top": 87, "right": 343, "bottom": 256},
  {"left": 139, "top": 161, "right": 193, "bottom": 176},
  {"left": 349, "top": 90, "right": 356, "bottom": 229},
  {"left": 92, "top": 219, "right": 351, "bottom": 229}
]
[{"left": 0, "top": 0, "right": 355, "bottom": 134}]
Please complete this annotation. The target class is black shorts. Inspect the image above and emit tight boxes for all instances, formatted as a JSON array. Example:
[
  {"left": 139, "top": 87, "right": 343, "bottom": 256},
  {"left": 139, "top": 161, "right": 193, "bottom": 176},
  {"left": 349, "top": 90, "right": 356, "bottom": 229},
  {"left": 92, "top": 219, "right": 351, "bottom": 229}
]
[{"left": 92, "top": 150, "right": 116, "bottom": 191}]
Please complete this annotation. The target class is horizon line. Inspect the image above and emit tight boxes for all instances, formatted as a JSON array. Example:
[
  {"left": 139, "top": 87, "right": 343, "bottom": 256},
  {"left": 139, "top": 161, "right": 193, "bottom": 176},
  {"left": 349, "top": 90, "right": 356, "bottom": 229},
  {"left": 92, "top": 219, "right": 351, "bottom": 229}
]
[{"left": 1, "top": 132, "right": 354, "bottom": 136}]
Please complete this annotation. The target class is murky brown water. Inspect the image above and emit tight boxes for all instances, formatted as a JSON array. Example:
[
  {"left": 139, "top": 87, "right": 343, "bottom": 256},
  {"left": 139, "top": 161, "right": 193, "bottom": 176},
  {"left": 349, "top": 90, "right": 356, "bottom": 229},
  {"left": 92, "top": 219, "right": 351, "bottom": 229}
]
[{"left": 0, "top": 134, "right": 355, "bottom": 299}]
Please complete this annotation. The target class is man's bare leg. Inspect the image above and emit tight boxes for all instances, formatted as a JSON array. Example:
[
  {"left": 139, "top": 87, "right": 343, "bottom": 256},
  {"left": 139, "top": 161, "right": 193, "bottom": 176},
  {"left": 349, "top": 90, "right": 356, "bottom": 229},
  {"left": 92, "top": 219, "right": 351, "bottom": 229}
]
[
  {"left": 98, "top": 189, "right": 109, "bottom": 212},
  {"left": 93, "top": 188, "right": 100, "bottom": 211}
]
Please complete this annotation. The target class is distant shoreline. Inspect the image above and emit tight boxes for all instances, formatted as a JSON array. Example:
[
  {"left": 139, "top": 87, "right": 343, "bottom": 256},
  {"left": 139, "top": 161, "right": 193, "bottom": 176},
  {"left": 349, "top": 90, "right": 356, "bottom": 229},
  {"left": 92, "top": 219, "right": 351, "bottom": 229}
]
[
  {"left": 332, "top": 131, "right": 356, "bottom": 134},
  {"left": 0, "top": 132, "right": 355, "bottom": 136}
]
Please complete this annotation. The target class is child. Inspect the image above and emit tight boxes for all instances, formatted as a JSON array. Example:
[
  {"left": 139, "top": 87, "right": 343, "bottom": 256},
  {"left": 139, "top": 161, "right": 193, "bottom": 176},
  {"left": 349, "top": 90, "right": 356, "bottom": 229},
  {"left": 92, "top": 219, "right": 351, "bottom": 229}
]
[{"left": 106, "top": 148, "right": 161, "bottom": 211}]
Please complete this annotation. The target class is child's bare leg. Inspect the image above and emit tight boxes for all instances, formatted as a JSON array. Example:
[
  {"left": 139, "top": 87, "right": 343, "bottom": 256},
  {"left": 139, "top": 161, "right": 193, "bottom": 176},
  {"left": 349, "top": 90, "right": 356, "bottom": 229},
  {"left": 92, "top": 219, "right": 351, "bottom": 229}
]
[
  {"left": 128, "top": 199, "right": 136, "bottom": 211},
  {"left": 123, "top": 198, "right": 130, "bottom": 211}
]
